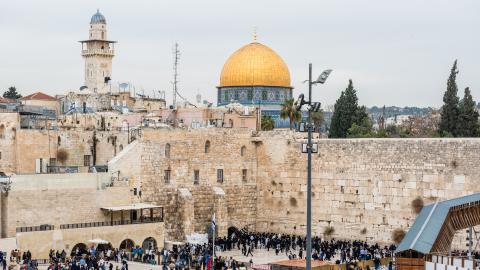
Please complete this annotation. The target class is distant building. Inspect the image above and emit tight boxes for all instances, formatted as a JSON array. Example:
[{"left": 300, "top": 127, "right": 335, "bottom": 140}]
[{"left": 79, "top": 9, "right": 116, "bottom": 92}]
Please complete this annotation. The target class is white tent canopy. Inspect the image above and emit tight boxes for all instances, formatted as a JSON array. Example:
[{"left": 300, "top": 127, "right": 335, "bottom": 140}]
[{"left": 88, "top": 238, "right": 109, "bottom": 244}]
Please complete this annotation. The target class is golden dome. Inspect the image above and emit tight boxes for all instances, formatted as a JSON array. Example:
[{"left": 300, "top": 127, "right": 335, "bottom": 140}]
[{"left": 219, "top": 42, "right": 291, "bottom": 88}]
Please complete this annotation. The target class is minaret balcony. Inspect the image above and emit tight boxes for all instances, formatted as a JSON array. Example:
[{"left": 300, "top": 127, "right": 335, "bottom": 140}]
[{"left": 82, "top": 49, "right": 115, "bottom": 56}]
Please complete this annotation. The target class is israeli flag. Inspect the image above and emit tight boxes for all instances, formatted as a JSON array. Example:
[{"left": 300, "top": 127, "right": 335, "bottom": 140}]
[{"left": 211, "top": 213, "right": 216, "bottom": 231}]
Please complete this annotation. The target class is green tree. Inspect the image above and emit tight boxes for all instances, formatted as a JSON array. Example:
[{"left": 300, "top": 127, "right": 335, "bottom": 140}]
[
  {"left": 347, "top": 116, "right": 374, "bottom": 138},
  {"left": 2, "top": 86, "right": 22, "bottom": 99},
  {"left": 439, "top": 60, "right": 460, "bottom": 136},
  {"left": 329, "top": 79, "right": 361, "bottom": 138},
  {"left": 280, "top": 98, "right": 301, "bottom": 130},
  {"left": 311, "top": 110, "right": 324, "bottom": 131},
  {"left": 261, "top": 115, "right": 275, "bottom": 131},
  {"left": 457, "top": 87, "right": 479, "bottom": 137}
]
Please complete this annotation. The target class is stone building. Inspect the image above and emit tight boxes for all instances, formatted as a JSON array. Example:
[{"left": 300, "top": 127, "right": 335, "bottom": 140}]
[{"left": 0, "top": 112, "right": 131, "bottom": 175}]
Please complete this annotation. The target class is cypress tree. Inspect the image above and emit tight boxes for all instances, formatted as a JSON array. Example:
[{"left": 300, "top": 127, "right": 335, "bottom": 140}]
[
  {"left": 458, "top": 87, "right": 479, "bottom": 137},
  {"left": 329, "top": 80, "right": 359, "bottom": 138},
  {"left": 439, "top": 60, "right": 460, "bottom": 136}
]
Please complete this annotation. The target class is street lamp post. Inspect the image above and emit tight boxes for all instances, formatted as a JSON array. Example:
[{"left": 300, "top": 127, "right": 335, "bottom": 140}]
[{"left": 296, "top": 64, "right": 332, "bottom": 270}]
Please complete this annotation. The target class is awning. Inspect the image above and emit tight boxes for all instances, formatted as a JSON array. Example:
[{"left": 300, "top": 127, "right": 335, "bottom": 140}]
[{"left": 101, "top": 203, "right": 162, "bottom": 212}]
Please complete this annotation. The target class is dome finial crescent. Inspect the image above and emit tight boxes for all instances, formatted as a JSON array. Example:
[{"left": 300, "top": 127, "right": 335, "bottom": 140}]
[{"left": 253, "top": 26, "right": 257, "bottom": 42}]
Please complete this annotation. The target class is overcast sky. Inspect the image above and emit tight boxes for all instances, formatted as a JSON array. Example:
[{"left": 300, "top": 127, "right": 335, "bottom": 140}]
[{"left": 1, "top": 0, "right": 479, "bottom": 108}]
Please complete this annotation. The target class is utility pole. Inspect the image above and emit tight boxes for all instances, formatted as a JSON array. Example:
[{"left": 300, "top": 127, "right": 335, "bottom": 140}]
[
  {"left": 172, "top": 42, "right": 180, "bottom": 109},
  {"left": 294, "top": 64, "right": 332, "bottom": 270},
  {"left": 306, "top": 63, "right": 313, "bottom": 270}
]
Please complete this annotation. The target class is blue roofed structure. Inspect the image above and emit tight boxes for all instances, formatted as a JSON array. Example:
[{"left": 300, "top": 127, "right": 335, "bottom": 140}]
[{"left": 396, "top": 193, "right": 480, "bottom": 255}]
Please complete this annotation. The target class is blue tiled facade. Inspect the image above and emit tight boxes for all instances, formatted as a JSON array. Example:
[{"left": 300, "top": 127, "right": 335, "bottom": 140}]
[{"left": 217, "top": 86, "right": 293, "bottom": 128}]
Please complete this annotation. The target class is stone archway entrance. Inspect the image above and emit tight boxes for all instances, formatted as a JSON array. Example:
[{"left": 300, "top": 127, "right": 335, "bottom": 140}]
[
  {"left": 71, "top": 243, "right": 88, "bottom": 257},
  {"left": 142, "top": 237, "right": 157, "bottom": 250},
  {"left": 119, "top": 239, "right": 135, "bottom": 250},
  {"left": 228, "top": 226, "right": 239, "bottom": 238}
]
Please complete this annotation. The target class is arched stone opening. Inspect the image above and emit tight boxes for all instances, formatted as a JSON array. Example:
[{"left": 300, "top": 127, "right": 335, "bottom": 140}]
[
  {"left": 97, "top": 243, "right": 113, "bottom": 253},
  {"left": 0, "top": 124, "right": 5, "bottom": 139},
  {"left": 71, "top": 243, "right": 88, "bottom": 257},
  {"left": 228, "top": 226, "right": 239, "bottom": 238},
  {"left": 165, "top": 143, "right": 171, "bottom": 158},
  {"left": 205, "top": 140, "right": 211, "bottom": 154},
  {"left": 240, "top": 146, "right": 246, "bottom": 156},
  {"left": 142, "top": 237, "right": 157, "bottom": 250},
  {"left": 119, "top": 239, "right": 135, "bottom": 250}
]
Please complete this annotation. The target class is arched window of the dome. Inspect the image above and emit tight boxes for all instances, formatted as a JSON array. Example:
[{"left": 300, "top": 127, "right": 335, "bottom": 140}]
[
  {"left": 247, "top": 89, "right": 253, "bottom": 101},
  {"left": 262, "top": 91, "right": 267, "bottom": 101},
  {"left": 234, "top": 92, "right": 239, "bottom": 101}
]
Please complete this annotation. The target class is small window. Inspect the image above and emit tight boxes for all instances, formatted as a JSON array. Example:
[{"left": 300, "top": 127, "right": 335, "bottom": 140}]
[
  {"left": 164, "top": 169, "right": 171, "bottom": 184},
  {"left": 0, "top": 152, "right": 2, "bottom": 160},
  {"left": 165, "top": 143, "right": 171, "bottom": 158},
  {"left": 49, "top": 158, "right": 57, "bottom": 166},
  {"left": 242, "top": 169, "right": 247, "bottom": 182},
  {"left": 84, "top": 155, "right": 91, "bottom": 167},
  {"left": 241, "top": 146, "right": 246, "bottom": 157},
  {"left": 194, "top": 170, "right": 200, "bottom": 185},
  {"left": 205, "top": 140, "right": 210, "bottom": 154},
  {"left": 0, "top": 124, "right": 5, "bottom": 139},
  {"left": 57, "top": 136, "right": 61, "bottom": 146},
  {"left": 119, "top": 144, "right": 123, "bottom": 151},
  {"left": 217, "top": 169, "right": 224, "bottom": 183},
  {"left": 262, "top": 90, "right": 268, "bottom": 100}
]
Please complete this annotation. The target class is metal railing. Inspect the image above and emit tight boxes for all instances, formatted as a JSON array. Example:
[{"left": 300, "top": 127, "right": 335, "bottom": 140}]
[
  {"left": 59, "top": 216, "right": 163, "bottom": 230},
  {"left": 16, "top": 224, "right": 55, "bottom": 233}
]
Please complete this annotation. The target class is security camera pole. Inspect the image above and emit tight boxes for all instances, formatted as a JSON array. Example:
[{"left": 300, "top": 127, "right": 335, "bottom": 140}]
[{"left": 299, "top": 63, "right": 331, "bottom": 270}]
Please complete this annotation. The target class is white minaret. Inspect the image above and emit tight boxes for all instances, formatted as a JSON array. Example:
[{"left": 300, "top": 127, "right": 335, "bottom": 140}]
[{"left": 80, "top": 9, "right": 116, "bottom": 92}]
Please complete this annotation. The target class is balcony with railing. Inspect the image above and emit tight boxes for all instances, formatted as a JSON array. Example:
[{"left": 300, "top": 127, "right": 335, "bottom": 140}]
[{"left": 82, "top": 49, "right": 114, "bottom": 56}]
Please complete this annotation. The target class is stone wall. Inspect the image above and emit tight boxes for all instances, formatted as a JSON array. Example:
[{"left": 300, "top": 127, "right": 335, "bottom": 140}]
[
  {"left": 16, "top": 222, "right": 164, "bottom": 259},
  {"left": 136, "top": 129, "right": 258, "bottom": 240},
  {"left": 130, "top": 129, "right": 480, "bottom": 246},
  {"left": 255, "top": 132, "right": 480, "bottom": 244},
  {"left": 1, "top": 126, "right": 129, "bottom": 174},
  {"left": 0, "top": 112, "right": 20, "bottom": 174},
  {"left": 3, "top": 173, "right": 132, "bottom": 237}
]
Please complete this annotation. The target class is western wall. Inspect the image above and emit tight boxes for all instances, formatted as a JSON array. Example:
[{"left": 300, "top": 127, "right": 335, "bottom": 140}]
[{"left": 114, "top": 128, "right": 480, "bottom": 245}]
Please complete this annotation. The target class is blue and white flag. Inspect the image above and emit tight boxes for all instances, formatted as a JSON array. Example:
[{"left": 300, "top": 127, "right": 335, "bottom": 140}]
[{"left": 211, "top": 213, "right": 216, "bottom": 231}]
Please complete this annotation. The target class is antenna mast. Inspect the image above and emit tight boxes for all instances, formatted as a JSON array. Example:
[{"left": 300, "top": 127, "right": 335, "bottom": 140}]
[{"left": 172, "top": 42, "right": 180, "bottom": 109}]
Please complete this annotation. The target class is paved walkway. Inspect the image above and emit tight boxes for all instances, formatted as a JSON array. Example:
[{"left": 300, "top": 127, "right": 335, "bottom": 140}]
[{"left": 216, "top": 248, "right": 290, "bottom": 265}]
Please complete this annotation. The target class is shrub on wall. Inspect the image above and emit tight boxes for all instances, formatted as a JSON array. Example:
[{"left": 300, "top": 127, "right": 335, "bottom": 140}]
[
  {"left": 392, "top": 228, "right": 406, "bottom": 244},
  {"left": 57, "top": 149, "right": 69, "bottom": 164},
  {"left": 411, "top": 197, "right": 424, "bottom": 214},
  {"left": 323, "top": 226, "right": 335, "bottom": 237}
]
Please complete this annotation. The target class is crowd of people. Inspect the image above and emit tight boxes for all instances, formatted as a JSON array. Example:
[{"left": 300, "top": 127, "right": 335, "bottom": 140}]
[
  {"left": 215, "top": 230, "right": 396, "bottom": 264},
  {"left": 1, "top": 230, "right": 398, "bottom": 270}
]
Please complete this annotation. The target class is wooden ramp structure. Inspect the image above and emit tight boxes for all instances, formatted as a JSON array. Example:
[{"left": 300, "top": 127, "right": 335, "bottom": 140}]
[{"left": 395, "top": 193, "right": 480, "bottom": 270}]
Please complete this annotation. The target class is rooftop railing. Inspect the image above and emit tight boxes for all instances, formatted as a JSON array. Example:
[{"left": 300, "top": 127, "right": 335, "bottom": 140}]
[{"left": 59, "top": 216, "right": 163, "bottom": 230}]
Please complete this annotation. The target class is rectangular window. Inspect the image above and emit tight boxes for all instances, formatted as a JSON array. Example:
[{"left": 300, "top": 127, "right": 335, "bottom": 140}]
[
  {"left": 194, "top": 170, "right": 200, "bottom": 185},
  {"left": 0, "top": 152, "right": 2, "bottom": 160},
  {"left": 242, "top": 169, "right": 248, "bottom": 182},
  {"left": 164, "top": 170, "right": 171, "bottom": 184},
  {"left": 84, "top": 155, "right": 91, "bottom": 167},
  {"left": 49, "top": 158, "right": 56, "bottom": 166},
  {"left": 217, "top": 169, "right": 224, "bottom": 183}
]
